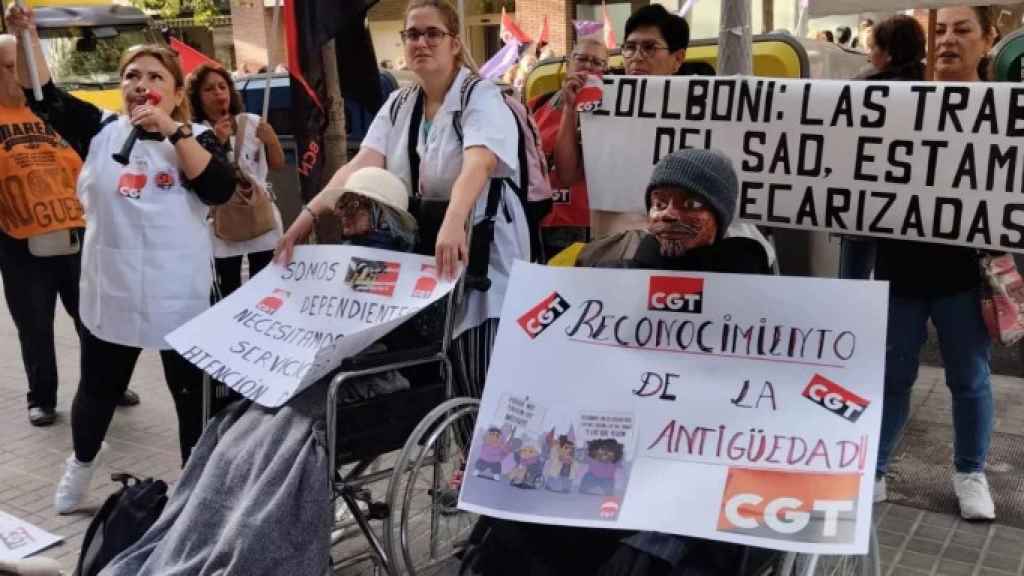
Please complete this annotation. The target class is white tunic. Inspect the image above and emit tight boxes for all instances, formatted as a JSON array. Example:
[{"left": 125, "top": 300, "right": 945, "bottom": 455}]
[
  {"left": 362, "top": 67, "right": 529, "bottom": 336},
  {"left": 208, "top": 112, "right": 283, "bottom": 258},
  {"left": 77, "top": 117, "right": 215, "bottom": 349}
]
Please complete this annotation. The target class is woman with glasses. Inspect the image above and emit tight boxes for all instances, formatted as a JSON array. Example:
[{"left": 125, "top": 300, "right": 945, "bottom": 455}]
[
  {"left": 277, "top": 0, "right": 526, "bottom": 401},
  {"left": 529, "top": 37, "right": 608, "bottom": 258}
]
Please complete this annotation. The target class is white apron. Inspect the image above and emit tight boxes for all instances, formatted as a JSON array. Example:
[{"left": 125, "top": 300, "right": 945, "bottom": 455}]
[{"left": 77, "top": 117, "right": 214, "bottom": 349}]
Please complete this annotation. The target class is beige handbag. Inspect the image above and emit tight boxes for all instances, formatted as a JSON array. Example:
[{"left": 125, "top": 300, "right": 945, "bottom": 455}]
[{"left": 212, "top": 114, "right": 276, "bottom": 242}]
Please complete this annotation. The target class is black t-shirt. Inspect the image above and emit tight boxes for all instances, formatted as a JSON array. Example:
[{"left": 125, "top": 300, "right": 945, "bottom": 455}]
[{"left": 874, "top": 239, "right": 980, "bottom": 298}]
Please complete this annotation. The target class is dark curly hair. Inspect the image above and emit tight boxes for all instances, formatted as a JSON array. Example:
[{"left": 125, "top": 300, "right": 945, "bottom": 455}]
[
  {"left": 587, "top": 438, "right": 624, "bottom": 463},
  {"left": 185, "top": 63, "right": 244, "bottom": 124},
  {"left": 871, "top": 15, "right": 926, "bottom": 80}
]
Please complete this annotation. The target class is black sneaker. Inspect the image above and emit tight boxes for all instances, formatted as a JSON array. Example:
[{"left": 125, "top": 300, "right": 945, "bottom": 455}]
[
  {"left": 118, "top": 389, "right": 141, "bottom": 407},
  {"left": 28, "top": 406, "right": 57, "bottom": 427}
]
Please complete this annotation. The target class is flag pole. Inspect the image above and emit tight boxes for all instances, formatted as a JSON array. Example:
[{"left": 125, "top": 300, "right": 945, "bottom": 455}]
[
  {"left": 15, "top": 0, "right": 41, "bottom": 101},
  {"left": 262, "top": 0, "right": 283, "bottom": 121}
]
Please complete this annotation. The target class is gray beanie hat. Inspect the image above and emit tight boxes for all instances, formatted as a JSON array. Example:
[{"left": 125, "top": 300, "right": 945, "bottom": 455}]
[{"left": 645, "top": 149, "right": 738, "bottom": 239}]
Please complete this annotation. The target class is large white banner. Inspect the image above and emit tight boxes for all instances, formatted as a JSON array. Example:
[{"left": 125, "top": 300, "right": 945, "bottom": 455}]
[
  {"left": 581, "top": 76, "right": 1024, "bottom": 252},
  {"left": 459, "top": 262, "right": 887, "bottom": 554},
  {"left": 165, "top": 245, "right": 455, "bottom": 408}
]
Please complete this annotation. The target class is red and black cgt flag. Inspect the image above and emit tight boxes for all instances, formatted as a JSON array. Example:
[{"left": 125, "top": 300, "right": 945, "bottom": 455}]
[{"left": 284, "top": 0, "right": 379, "bottom": 202}]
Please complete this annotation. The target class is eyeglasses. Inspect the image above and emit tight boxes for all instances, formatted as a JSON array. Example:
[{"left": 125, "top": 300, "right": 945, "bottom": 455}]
[
  {"left": 400, "top": 27, "right": 453, "bottom": 46},
  {"left": 621, "top": 40, "right": 671, "bottom": 59},
  {"left": 571, "top": 53, "right": 608, "bottom": 69}
]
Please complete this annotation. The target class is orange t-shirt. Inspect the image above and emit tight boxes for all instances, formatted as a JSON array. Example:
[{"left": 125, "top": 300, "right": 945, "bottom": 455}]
[{"left": 0, "top": 105, "right": 84, "bottom": 239}]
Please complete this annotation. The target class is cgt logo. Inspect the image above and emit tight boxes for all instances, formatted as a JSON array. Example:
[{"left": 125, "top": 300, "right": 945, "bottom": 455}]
[
  {"left": 717, "top": 468, "right": 860, "bottom": 543},
  {"left": 517, "top": 292, "right": 571, "bottom": 339},
  {"left": 802, "top": 374, "right": 870, "bottom": 423},
  {"left": 648, "top": 276, "right": 704, "bottom": 313}
]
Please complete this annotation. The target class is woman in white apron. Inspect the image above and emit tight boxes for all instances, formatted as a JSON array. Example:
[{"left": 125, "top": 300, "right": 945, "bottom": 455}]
[
  {"left": 6, "top": 16, "right": 237, "bottom": 515},
  {"left": 187, "top": 63, "right": 286, "bottom": 296},
  {"left": 277, "top": 0, "right": 528, "bottom": 399}
]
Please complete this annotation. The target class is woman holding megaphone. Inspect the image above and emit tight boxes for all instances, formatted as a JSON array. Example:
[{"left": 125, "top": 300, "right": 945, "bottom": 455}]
[{"left": 5, "top": 6, "right": 235, "bottom": 515}]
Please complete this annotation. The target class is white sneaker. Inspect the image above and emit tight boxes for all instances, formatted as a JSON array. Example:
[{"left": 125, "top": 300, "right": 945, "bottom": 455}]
[
  {"left": 953, "top": 472, "right": 996, "bottom": 520},
  {"left": 54, "top": 452, "right": 99, "bottom": 515},
  {"left": 873, "top": 476, "right": 887, "bottom": 503}
]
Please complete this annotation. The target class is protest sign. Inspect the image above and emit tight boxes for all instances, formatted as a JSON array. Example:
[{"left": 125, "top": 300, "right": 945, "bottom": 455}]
[
  {"left": 165, "top": 245, "right": 455, "bottom": 408},
  {"left": 0, "top": 511, "right": 61, "bottom": 561},
  {"left": 580, "top": 76, "right": 1024, "bottom": 252},
  {"left": 459, "top": 262, "right": 887, "bottom": 554}
]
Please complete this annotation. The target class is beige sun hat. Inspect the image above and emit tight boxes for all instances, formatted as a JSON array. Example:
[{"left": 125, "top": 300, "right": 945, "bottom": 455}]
[{"left": 321, "top": 167, "right": 417, "bottom": 231}]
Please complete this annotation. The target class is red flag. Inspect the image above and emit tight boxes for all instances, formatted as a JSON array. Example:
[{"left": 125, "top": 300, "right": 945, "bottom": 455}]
[
  {"left": 169, "top": 37, "right": 217, "bottom": 76},
  {"left": 602, "top": 2, "right": 617, "bottom": 49},
  {"left": 538, "top": 15, "right": 550, "bottom": 46},
  {"left": 500, "top": 7, "right": 532, "bottom": 45}
]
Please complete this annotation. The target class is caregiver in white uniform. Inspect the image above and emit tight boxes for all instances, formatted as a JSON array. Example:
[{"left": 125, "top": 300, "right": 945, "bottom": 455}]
[
  {"left": 277, "top": 0, "right": 527, "bottom": 399},
  {"left": 4, "top": 23, "right": 237, "bottom": 515}
]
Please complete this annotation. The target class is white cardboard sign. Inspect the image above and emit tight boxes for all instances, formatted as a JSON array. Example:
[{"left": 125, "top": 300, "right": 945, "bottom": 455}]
[
  {"left": 166, "top": 245, "right": 455, "bottom": 407},
  {"left": 0, "top": 511, "right": 62, "bottom": 561},
  {"left": 581, "top": 75, "right": 1024, "bottom": 252},
  {"left": 458, "top": 262, "right": 887, "bottom": 555}
]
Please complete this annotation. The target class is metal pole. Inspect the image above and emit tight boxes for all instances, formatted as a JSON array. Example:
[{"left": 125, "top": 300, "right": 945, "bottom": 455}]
[
  {"left": 719, "top": 0, "right": 753, "bottom": 76},
  {"left": 261, "top": 0, "right": 282, "bottom": 121},
  {"left": 15, "top": 0, "right": 41, "bottom": 101}
]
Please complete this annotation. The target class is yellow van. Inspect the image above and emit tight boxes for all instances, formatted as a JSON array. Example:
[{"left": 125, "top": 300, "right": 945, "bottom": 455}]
[{"left": 10, "top": 0, "right": 165, "bottom": 111}]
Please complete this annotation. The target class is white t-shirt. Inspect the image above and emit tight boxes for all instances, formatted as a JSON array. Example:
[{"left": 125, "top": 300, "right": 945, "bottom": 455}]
[
  {"left": 208, "top": 112, "right": 283, "bottom": 259},
  {"left": 362, "top": 67, "right": 530, "bottom": 336}
]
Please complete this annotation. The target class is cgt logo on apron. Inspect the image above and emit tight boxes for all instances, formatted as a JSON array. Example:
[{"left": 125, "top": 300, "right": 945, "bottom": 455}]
[{"left": 117, "top": 171, "right": 147, "bottom": 199}]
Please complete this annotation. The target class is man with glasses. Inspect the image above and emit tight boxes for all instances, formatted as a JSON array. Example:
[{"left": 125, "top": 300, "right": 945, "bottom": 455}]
[{"left": 529, "top": 37, "right": 608, "bottom": 259}]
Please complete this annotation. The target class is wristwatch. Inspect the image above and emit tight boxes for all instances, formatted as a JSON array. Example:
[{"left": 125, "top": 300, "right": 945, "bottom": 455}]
[{"left": 169, "top": 124, "right": 193, "bottom": 145}]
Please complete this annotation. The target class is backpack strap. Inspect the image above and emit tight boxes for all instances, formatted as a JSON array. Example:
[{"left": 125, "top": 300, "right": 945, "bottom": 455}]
[
  {"left": 452, "top": 74, "right": 482, "bottom": 145},
  {"left": 390, "top": 85, "right": 418, "bottom": 125},
  {"left": 406, "top": 89, "right": 425, "bottom": 199}
]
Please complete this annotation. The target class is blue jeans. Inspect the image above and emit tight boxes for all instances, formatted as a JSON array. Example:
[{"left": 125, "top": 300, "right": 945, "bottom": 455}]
[
  {"left": 838, "top": 236, "right": 876, "bottom": 279},
  {"left": 876, "top": 288, "right": 993, "bottom": 475}
]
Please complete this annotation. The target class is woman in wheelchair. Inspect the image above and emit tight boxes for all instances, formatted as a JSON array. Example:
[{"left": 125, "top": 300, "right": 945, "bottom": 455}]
[{"left": 99, "top": 168, "right": 426, "bottom": 575}]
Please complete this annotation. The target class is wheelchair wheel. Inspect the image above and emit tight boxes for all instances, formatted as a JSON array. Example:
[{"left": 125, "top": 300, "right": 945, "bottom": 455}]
[
  {"left": 384, "top": 397, "right": 480, "bottom": 576},
  {"left": 774, "top": 525, "right": 881, "bottom": 576}
]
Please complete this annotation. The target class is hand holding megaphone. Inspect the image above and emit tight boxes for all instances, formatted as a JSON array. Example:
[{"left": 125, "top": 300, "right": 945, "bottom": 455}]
[{"left": 112, "top": 91, "right": 163, "bottom": 165}]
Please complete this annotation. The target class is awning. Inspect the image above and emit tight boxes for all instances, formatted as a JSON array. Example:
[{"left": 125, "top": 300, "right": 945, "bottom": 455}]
[{"left": 807, "top": 0, "right": 987, "bottom": 17}]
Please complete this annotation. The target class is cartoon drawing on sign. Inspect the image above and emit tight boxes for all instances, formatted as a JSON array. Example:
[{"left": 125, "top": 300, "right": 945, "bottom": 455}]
[
  {"left": 345, "top": 257, "right": 400, "bottom": 297},
  {"left": 543, "top": 427, "right": 578, "bottom": 493},
  {"left": 509, "top": 434, "right": 545, "bottom": 489},
  {"left": 579, "top": 438, "right": 624, "bottom": 496},
  {"left": 473, "top": 426, "right": 512, "bottom": 481}
]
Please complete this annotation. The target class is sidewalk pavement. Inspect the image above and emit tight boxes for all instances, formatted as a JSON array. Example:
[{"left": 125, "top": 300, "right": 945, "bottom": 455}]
[{"left": 2, "top": 302, "right": 1024, "bottom": 575}]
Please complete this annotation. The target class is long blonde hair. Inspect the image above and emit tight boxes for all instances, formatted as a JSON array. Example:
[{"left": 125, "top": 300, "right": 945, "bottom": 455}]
[
  {"left": 119, "top": 44, "right": 191, "bottom": 123},
  {"left": 403, "top": 0, "right": 479, "bottom": 72}
]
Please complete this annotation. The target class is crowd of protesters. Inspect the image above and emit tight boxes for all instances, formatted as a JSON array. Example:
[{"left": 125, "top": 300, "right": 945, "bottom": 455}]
[{"left": 0, "top": 0, "right": 1011, "bottom": 573}]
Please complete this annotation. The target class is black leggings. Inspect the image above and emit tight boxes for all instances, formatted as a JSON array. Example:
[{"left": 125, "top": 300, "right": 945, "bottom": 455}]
[
  {"left": 72, "top": 328, "right": 205, "bottom": 465},
  {"left": 214, "top": 250, "right": 274, "bottom": 297}
]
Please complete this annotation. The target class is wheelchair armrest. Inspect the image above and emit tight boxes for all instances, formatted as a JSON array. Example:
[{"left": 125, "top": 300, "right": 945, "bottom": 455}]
[{"left": 338, "top": 344, "right": 444, "bottom": 372}]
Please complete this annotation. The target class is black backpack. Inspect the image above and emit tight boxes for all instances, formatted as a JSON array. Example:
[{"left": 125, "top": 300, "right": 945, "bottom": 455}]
[{"left": 74, "top": 473, "right": 168, "bottom": 576}]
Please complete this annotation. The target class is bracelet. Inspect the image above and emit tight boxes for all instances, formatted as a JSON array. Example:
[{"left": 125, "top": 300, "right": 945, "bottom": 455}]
[{"left": 303, "top": 204, "right": 319, "bottom": 224}]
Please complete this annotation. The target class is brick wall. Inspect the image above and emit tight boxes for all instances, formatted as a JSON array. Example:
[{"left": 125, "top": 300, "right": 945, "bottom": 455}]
[
  {"left": 513, "top": 0, "right": 572, "bottom": 55},
  {"left": 230, "top": 0, "right": 287, "bottom": 73}
]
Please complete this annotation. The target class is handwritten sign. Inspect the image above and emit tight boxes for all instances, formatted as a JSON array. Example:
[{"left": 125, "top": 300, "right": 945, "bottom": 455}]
[
  {"left": 165, "top": 245, "right": 456, "bottom": 407},
  {"left": 581, "top": 76, "right": 1024, "bottom": 252},
  {"left": 458, "top": 262, "right": 887, "bottom": 554},
  {"left": 0, "top": 511, "right": 61, "bottom": 561}
]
